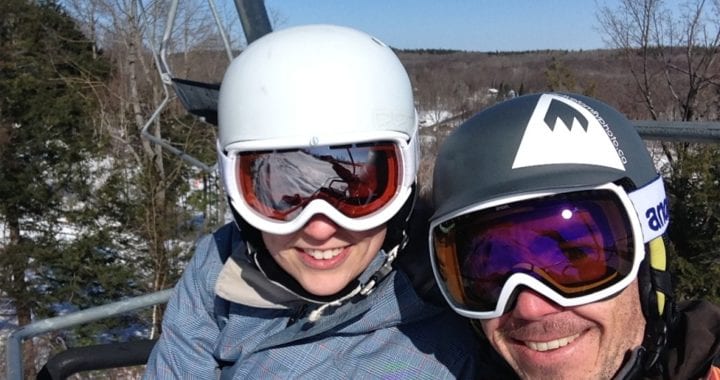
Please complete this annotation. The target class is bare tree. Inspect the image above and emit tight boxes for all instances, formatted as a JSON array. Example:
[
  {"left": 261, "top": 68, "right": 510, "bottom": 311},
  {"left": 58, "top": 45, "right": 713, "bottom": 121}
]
[
  {"left": 598, "top": 0, "right": 720, "bottom": 173},
  {"left": 598, "top": 0, "right": 720, "bottom": 159},
  {"left": 598, "top": 0, "right": 720, "bottom": 302}
]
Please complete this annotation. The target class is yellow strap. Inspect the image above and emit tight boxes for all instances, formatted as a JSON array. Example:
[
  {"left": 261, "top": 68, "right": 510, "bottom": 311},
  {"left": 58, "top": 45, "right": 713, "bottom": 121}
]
[{"left": 648, "top": 237, "right": 667, "bottom": 314}]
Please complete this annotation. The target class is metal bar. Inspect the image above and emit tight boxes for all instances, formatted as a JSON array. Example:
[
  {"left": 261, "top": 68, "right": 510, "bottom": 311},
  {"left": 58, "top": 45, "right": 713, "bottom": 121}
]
[
  {"left": 207, "top": 0, "right": 235, "bottom": 62},
  {"left": 6, "top": 289, "right": 173, "bottom": 380},
  {"left": 634, "top": 120, "right": 720, "bottom": 142},
  {"left": 38, "top": 339, "right": 158, "bottom": 379},
  {"left": 158, "top": 0, "right": 179, "bottom": 82},
  {"left": 140, "top": 96, "right": 215, "bottom": 173},
  {"left": 232, "top": 0, "right": 272, "bottom": 44},
  {"left": 138, "top": 0, "right": 216, "bottom": 173}
]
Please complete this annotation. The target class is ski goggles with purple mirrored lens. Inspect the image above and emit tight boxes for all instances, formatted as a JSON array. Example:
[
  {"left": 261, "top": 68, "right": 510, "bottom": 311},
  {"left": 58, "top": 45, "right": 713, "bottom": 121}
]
[{"left": 430, "top": 179, "right": 668, "bottom": 319}]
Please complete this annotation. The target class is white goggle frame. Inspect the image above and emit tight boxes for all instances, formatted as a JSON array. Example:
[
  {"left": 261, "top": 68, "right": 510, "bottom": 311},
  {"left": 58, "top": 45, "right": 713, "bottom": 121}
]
[
  {"left": 219, "top": 130, "right": 418, "bottom": 235},
  {"left": 429, "top": 177, "right": 668, "bottom": 319}
]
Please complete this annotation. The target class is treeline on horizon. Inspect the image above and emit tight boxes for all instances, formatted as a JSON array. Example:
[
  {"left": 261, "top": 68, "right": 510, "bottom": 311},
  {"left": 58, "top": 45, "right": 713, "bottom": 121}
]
[{"left": 397, "top": 46, "right": 616, "bottom": 55}]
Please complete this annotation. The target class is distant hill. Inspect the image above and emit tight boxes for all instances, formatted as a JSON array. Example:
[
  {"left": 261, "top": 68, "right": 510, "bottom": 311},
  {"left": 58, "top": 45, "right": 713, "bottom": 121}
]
[
  {"left": 397, "top": 48, "right": 669, "bottom": 121},
  {"left": 395, "top": 48, "right": 687, "bottom": 200}
]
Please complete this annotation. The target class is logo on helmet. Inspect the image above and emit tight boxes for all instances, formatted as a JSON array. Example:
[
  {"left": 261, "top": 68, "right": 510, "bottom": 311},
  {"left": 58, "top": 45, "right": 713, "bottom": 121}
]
[
  {"left": 544, "top": 99, "right": 588, "bottom": 131},
  {"left": 512, "top": 94, "right": 626, "bottom": 171},
  {"left": 629, "top": 175, "right": 669, "bottom": 241},
  {"left": 646, "top": 197, "right": 669, "bottom": 232}
]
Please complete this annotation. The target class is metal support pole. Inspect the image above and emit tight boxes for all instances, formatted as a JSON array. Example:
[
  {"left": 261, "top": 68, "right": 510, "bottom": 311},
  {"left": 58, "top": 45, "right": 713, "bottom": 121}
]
[
  {"left": 232, "top": 0, "right": 272, "bottom": 44},
  {"left": 6, "top": 289, "right": 173, "bottom": 380}
]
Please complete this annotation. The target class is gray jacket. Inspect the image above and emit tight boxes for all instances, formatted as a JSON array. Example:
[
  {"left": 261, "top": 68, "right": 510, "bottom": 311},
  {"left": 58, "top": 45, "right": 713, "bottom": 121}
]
[{"left": 144, "top": 223, "right": 481, "bottom": 379}]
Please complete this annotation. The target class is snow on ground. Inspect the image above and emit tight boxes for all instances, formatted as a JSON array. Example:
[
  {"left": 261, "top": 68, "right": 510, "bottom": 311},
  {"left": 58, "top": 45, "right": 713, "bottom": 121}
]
[{"left": 419, "top": 109, "right": 454, "bottom": 127}]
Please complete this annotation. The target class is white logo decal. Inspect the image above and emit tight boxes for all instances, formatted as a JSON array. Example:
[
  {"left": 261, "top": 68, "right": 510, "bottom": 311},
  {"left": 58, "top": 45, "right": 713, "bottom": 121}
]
[
  {"left": 628, "top": 175, "right": 669, "bottom": 241},
  {"left": 512, "top": 94, "right": 626, "bottom": 170}
]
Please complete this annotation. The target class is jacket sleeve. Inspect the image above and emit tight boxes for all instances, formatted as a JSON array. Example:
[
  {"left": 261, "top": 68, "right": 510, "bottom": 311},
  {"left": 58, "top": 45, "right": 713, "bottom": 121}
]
[{"left": 143, "top": 234, "right": 224, "bottom": 379}]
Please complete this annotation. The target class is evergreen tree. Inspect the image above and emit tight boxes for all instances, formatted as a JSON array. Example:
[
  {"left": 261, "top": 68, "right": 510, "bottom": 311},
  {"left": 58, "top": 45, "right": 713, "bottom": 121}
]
[
  {"left": 665, "top": 144, "right": 720, "bottom": 304},
  {"left": 0, "top": 0, "right": 136, "bottom": 374}
]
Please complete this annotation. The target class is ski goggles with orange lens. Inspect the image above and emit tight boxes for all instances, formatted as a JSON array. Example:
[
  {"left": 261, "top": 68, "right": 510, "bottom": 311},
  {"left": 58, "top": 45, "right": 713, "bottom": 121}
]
[
  {"left": 224, "top": 140, "right": 415, "bottom": 235},
  {"left": 429, "top": 181, "right": 662, "bottom": 320}
]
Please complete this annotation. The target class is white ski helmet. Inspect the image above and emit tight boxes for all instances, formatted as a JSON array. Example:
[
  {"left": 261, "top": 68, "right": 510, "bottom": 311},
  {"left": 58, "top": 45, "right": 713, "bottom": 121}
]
[{"left": 217, "top": 24, "right": 419, "bottom": 236}]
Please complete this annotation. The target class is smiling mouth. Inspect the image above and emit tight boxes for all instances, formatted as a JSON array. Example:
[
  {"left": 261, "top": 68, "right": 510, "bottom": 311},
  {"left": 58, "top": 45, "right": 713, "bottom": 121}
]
[
  {"left": 524, "top": 333, "right": 580, "bottom": 352},
  {"left": 304, "top": 247, "right": 344, "bottom": 260}
]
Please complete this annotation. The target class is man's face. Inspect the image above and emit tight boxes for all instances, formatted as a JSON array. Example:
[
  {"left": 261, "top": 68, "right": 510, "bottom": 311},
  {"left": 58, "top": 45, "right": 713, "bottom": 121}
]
[
  {"left": 262, "top": 214, "right": 386, "bottom": 296},
  {"left": 480, "top": 280, "right": 646, "bottom": 380}
]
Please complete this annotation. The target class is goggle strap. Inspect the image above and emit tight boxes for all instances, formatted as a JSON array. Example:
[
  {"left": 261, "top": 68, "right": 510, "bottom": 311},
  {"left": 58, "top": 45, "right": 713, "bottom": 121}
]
[{"left": 627, "top": 175, "right": 668, "bottom": 242}]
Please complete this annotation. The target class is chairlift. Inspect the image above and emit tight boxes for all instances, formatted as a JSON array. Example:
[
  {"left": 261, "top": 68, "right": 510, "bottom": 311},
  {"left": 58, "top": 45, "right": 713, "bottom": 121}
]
[
  {"left": 137, "top": 0, "right": 271, "bottom": 173},
  {"left": 6, "top": 0, "right": 720, "bottom": 378}
]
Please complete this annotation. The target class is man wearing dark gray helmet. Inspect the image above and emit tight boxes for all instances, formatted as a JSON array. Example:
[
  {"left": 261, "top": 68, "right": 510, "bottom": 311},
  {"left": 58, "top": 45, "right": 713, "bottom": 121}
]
[{"left": 428, "top": 92, "right": 720, "bottom": 379}]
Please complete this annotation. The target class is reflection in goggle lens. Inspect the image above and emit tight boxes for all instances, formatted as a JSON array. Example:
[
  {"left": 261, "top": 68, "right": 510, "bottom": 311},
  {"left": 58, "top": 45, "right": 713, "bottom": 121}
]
[
  {"left": 238, "top": 142, "right": 400, "bottom": 221},
  {"left": 433, "top": 190, "right": 636, "bottom": 312}
]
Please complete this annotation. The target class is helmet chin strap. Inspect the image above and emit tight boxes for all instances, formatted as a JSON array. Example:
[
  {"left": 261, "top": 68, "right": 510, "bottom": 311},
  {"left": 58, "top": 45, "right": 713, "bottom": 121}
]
[
  {"left": 307, "top": 242, "right": 400, "bottom": 322},
  {"left": 248, "top": 234, "right": 403, "bottom": 322},
  {"left": 611, "top": 346, "right": 646, "bottom": 380},
  {"left": 628, "top": 238, "right": 675, "bottom": 378}
]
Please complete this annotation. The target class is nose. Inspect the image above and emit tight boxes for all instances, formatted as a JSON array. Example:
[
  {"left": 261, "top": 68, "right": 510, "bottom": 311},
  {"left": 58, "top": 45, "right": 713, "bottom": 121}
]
[
  {"left": 302, "top": 214, "right": 339, "bottom": 242},
  {"left": 511, "top": 288, "right": 564, "bottom": 320}
]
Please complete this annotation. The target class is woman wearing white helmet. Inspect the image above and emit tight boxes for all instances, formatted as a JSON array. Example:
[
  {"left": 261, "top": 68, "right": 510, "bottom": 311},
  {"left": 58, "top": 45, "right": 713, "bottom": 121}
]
[{"left": 144, "top": 24, "right": 480, "bottom": 379}]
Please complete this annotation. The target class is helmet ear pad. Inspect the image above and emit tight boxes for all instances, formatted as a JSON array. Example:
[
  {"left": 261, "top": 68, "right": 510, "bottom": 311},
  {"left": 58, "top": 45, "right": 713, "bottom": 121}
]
[{"left": 639, "top": 237, "right": 673, "bottom": 320}]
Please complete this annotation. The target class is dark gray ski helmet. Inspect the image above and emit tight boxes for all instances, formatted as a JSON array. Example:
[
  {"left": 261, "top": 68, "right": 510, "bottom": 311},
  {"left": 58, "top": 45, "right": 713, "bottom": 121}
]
[{"left": 432, "top": 92, "right": 660, "bottom": 221}]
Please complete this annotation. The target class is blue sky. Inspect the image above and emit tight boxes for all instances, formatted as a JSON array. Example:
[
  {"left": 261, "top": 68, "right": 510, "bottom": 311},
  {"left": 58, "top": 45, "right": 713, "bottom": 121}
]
[{"left": 264, "top": 1, "right": 614, "bottom": 52}]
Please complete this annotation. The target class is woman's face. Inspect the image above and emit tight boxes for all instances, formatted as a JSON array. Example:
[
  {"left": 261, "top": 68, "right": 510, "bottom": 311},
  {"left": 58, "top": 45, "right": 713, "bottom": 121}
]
[{"left": 261, "top": 214, "right": 386, "bottom": 296}]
